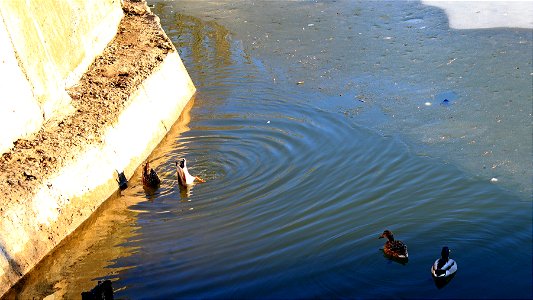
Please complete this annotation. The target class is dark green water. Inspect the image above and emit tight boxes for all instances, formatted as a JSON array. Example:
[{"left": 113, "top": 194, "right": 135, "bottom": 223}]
[{"left": 8, "top": 1, "right": 531, "bottom": 299}]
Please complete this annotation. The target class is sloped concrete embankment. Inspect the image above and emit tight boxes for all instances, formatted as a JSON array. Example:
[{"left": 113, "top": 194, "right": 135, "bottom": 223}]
[{"left": 0, "top": 0, "right": 195, "bottom": 295}]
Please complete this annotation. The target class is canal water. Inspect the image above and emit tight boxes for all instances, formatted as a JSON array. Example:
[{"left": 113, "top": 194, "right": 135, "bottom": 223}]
[{"left": 8, "top": 1, "right": 531, "bottom": 299}]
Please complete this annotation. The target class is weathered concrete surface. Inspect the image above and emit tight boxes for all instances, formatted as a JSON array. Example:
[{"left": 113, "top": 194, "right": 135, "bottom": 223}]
[
  {"left": 0, "top": 0, "right": 123, "bottom": 154},
  {"left": 0, "top": 20, "right": 42, "bottom": 156},
  {"left": 0, "top": 0, "right": 195, "bottom": 296}
]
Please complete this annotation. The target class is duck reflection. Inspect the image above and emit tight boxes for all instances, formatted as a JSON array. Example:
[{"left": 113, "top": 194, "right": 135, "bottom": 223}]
[
  {"left": 433, "top": 272, "right": 457, "bottom": 289},
  {"left": 178, "top": 183, "right": 193, "bottom": 199}
]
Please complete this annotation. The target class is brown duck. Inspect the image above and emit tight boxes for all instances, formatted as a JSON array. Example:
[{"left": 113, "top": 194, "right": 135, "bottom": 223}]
[
  {"left": 379, "top": 230, "right": 408, "bottom": 260},
  {"left": 142, "top": 162, "right": 160, "bottom": 189}
]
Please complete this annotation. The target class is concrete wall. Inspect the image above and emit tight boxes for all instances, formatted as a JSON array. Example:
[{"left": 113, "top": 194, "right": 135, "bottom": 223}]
[
  {"left": 0, "top": 52, "right": 195, "bottom": 295},
  {"left": 0, "top": 0, "right": 196, "bottom": 295},
  {"left": 0, "top": 0, "right": 123, "bottom": 154}
]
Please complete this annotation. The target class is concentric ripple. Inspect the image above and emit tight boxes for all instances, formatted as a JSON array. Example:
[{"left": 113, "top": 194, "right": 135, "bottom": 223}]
[
  {"left": 109, "top": 79, "right": 530, "bottom": 299},
  {"left": 107, "top": 15, "right": 531, "bottom": 294}
]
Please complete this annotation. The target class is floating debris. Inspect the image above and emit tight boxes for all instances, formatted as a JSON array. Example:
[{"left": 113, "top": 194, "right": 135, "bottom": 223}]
[
  {"left": 356, "top": 95, "right": 367, "bottom": 103},
  {"left": 436, "top": 91, "right": 458, "bottom": 106},
  {"left": 447, "top": 58, "right": 457, "bottom": 65}
]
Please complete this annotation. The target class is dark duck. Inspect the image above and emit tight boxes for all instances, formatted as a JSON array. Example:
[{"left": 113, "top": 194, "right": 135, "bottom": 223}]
[
  {"left": 176, "top": 158, "right": 205, "bottom": 187},
  {"left": 142, "top": 162, "right": 160, "bottom": 189},
  {"left": 379, "top": 230, "right": 408, "bottom": 260},
  {"left": 431, "top": 246, "right": 457, "bottom": 278}
]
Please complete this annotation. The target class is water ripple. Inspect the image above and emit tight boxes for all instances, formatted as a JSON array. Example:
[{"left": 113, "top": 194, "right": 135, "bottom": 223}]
[{"left": 114, "top": 84, "right": 530, "bottom": 298}]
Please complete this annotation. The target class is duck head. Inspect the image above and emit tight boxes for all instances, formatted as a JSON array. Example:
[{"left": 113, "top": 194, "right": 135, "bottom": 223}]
[
  {"left": 441, "top": 246, "right": 450, "bottom": 260},
  {"left": 378, "top": 230, "right": 395, "bottom": 241}
]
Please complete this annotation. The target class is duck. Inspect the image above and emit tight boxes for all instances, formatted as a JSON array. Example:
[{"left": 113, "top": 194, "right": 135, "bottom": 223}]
[
  {"left": 431, "top": 246, "right": 457, "bottom": 278},
  {"left": 379, "top": 230, "right": 409, "bottom": 260},
  {"left": 176, "top": 158, "right": 205, "bottom": 186},
  {"left": 142, "top": 162, "right": 160, "bottom": 189}
]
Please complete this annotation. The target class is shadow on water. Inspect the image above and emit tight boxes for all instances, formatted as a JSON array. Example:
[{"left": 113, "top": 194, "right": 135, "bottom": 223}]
[
  {"left": 380, "top": 251, "right": 409, "bottom": 266},
  {"left": 433, "top": 272, "right": 457, "bottom": 290},
  {"left": 81, "top": 280, "right": 114, "bottom": 300}
]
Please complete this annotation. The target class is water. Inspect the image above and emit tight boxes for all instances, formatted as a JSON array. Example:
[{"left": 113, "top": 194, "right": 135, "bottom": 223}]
[
  {"left": 7, "top": 1, "right": 532, "bottom": 299},
  {"left": 163, "top": 0, "right": 533, "bottom": 199}
]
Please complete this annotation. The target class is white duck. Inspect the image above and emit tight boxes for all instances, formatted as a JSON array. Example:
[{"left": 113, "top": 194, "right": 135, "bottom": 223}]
[
  {"left": 176, "top": 158, "right": 205, "bottom": 186},
  {"left": 431, "top": 246, "right": 457, "bottom": 278}
]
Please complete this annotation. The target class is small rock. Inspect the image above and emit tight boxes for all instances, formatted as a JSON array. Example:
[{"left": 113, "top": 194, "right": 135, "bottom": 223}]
[{"left": 23, "top": 171, "right": 36, "bottom": 180}]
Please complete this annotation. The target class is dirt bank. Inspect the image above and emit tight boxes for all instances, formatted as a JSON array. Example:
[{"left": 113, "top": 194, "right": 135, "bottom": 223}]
[{"left": 0, "top": 0, "right": 172, "bottom": 212}]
